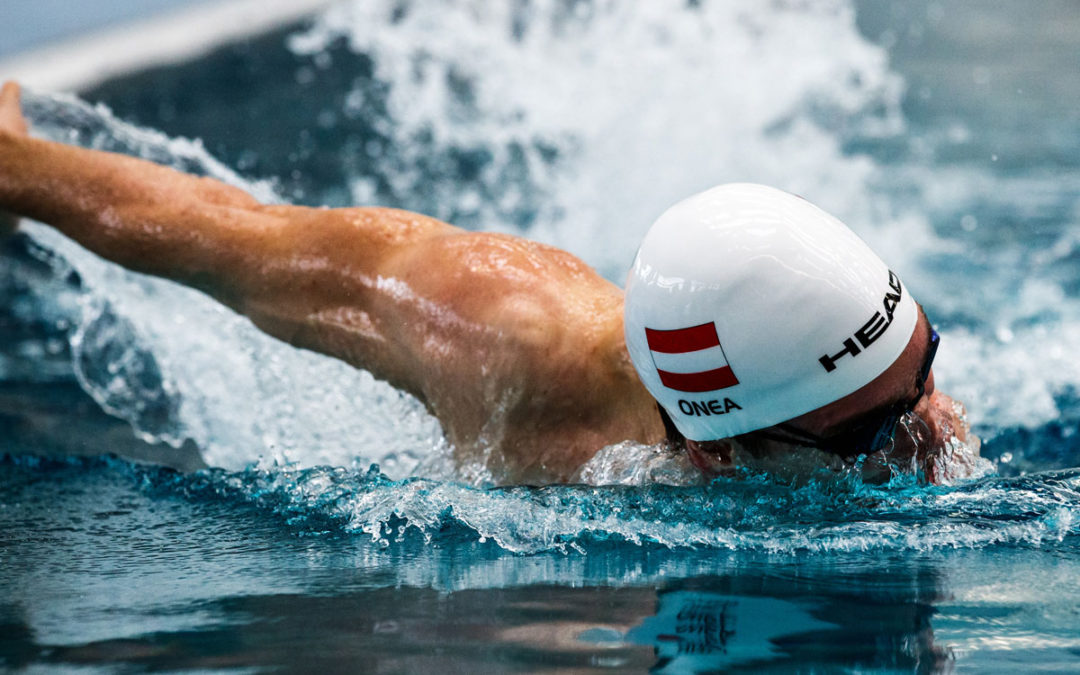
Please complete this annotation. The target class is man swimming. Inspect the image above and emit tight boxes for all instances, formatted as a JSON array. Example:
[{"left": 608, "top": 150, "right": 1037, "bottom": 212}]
[{"left": 0, "top": 81, "right": 976, "bottom": 484}]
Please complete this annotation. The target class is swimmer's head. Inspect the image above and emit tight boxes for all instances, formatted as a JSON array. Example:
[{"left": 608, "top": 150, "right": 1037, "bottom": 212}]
[{"left": 624, "top": 183, "right": 919, "bottom": 442}]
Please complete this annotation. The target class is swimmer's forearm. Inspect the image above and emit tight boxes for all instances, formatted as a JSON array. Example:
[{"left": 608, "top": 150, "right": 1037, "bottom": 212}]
[
  {"left": 0, "top": 134, "right": 454, "bottom": 280},
  {"left": 0, "top": 133, "right": 280, "bottom": 289},
  {"left": 0, "top": 130, "right": 470, "bottom": 390}
]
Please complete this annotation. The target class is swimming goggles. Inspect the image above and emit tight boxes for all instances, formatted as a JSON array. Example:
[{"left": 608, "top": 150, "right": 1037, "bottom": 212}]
[{"left": 756, "top": 328, "right": 940, "bottom": 456}]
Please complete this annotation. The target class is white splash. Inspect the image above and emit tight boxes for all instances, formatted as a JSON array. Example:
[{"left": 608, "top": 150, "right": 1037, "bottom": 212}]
[{"left": 289, "top": 0, "right": 906, "bottom": 278}]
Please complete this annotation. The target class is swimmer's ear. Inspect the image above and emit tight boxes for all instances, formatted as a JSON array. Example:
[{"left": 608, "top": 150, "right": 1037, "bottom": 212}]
[{"left": 0, "top": 81, "right": 29, "bottom": 138}]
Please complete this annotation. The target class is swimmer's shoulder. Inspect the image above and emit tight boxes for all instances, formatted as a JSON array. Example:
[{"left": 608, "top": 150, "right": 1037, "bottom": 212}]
[{"left": 391, "top": 229, "right": 622, "bottom": 332}]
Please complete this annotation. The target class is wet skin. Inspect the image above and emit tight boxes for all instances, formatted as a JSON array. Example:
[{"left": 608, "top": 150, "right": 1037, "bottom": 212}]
[{"left": 0, "top": 82, "right": 974, "bottom": 483}]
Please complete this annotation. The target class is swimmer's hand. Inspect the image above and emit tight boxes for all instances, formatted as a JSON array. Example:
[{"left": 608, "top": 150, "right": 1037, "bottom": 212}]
[
  {"left": 0, "top": 81, "right": 28, "bottom": 138},
  {"left": 0, "top": 81, "right": 28, "bottom": 238}
]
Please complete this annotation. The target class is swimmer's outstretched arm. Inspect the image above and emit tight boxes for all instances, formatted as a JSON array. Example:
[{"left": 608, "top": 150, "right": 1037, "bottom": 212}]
[
  {"left": 0, "top": 82, "right": 463, "bottom": 394},
  {"left": 0, "top": 82, "right": 660, "bottom": 469}
]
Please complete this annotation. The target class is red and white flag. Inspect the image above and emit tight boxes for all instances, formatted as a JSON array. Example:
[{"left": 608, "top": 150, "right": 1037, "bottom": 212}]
[{"left": 645, "top": 322, "right": 739, "bottom": 393}]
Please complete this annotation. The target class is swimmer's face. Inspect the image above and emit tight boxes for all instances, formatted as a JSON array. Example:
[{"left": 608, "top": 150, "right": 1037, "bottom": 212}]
[
  {"left": 690, "top": 308, "right": 979, "bottom": 481},
  {"left": 783, "top": 313, "right": 939, "bottom": 451},
  {"left": 774, "top": 309, "right": 979, "bottom": 480}
]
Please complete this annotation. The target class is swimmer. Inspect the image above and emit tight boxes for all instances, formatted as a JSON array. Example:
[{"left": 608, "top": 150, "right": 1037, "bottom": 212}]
[{"left": 0, "top": 81, "right": 977, "bottom": 484}]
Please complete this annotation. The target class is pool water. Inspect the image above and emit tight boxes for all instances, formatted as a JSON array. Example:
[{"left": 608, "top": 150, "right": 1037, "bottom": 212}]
[{"left": 3, "top": 1, "right": 1080, "bottom": 671}]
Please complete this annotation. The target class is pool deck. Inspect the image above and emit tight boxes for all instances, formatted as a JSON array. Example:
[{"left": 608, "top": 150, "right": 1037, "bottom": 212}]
[{"left": 0, "top": 0, "right": 336, "bottom": 92}]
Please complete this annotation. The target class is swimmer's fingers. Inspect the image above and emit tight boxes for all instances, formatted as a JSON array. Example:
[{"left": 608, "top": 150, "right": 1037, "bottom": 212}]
[{"left": 0, "top": 81, "right": 29, "bottom": 138}]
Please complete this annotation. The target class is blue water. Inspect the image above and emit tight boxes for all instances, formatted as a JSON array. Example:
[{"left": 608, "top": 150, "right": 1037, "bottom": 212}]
[
  {"left": 3, "top": 0, "right": 1080, "bottom": 671},
  {"left": 0, "top": 0, "right": 205, "bottom": 58}
]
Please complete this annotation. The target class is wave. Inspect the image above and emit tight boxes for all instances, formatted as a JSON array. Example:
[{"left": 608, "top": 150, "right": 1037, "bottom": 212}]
[{"left": 123, "top": 456, "right": 1077, "bottom": 555}]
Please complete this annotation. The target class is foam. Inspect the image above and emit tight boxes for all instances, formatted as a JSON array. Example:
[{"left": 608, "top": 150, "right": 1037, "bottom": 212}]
[{"left": 163, "top": 459, "right": 1080, "bottom": 555}]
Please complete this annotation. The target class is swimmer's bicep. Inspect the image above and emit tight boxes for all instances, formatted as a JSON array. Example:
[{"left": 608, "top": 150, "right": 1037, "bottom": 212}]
[{"left": 188, "top": 207, "right": 462, "bottom": 365}]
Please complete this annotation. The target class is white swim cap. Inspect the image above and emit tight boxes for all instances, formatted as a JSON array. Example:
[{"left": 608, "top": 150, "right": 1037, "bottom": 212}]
[{"left": 624, "top": 183, "right": 918, "bottom": 442}]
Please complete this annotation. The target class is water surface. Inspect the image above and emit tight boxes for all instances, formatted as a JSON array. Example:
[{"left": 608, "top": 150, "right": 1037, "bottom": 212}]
[{"left": 3, "top": 1, "right": 1080, "bottom": 671}]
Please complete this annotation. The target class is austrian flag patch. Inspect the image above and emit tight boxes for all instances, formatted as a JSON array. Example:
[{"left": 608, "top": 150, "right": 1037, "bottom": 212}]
[{"left": 645, "top": 322, "right": 739, "bottom": 393}]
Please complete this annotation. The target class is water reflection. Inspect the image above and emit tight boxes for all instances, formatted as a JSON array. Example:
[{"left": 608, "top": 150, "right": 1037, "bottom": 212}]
[
  {"left": 6, "top": 548, "right": 954, "bottom": 673},
  {"left": 626, "top": 578, "right": 950, "bottom": 673},
  {"left": 628, "top": 593, "right": 830, "bottom": 669},
  {"left": 9, "top": 578, "right": 953, "bottom": 673}
]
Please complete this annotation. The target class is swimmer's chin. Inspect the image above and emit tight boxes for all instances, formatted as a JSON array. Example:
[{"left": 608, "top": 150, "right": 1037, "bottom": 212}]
[
  {"left": 919, "top": 398, "right": 988, "bottom": 485},
  {"left": 861, "top": 395, "right": 986, "bottom": 486},
  {"left": 918, "top": 394, "right": 982, "bottom": 481}
]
